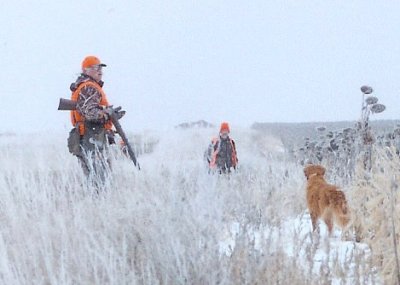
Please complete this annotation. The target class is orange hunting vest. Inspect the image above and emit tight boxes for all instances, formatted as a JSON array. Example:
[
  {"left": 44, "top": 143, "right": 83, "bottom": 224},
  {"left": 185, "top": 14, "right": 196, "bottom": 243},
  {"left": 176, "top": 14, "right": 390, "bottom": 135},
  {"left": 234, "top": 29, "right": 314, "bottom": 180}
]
[
  {"left": 70, "top": 81, "right": 113, "bottom": 135},
  {"left": 209, "top": 138, "right": 238, "bottom": 169}
]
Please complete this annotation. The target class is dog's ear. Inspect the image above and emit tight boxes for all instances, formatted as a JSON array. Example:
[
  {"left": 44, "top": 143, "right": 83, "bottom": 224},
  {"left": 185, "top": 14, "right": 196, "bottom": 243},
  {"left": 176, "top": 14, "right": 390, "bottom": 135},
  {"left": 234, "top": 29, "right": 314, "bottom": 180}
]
[
  {"left": 304, "top": 168, "right": 309, "bottom": 179},
  {"left": 303, "top": 165, "right": 312, "bottom": 179}
]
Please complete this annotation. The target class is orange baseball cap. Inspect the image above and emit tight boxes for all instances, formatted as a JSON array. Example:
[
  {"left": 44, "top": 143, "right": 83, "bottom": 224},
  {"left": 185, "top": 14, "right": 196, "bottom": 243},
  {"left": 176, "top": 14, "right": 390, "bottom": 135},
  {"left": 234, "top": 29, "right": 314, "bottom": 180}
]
[
  {"left": 81, "top": 55, "right": 107, "bottom": 69},
  {"left": 220, "top": 122, "right": 230, "bottom": 133}
]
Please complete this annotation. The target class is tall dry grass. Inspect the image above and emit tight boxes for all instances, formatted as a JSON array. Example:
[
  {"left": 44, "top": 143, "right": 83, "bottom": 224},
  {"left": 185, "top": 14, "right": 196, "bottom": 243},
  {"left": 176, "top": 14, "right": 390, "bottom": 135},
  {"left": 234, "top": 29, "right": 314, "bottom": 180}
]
[
  {"left": 349, "top": 146, "right": 400, "bottom": 284},
  {"left": 0, "top": 129, "right": 384, "bottom": 284}
]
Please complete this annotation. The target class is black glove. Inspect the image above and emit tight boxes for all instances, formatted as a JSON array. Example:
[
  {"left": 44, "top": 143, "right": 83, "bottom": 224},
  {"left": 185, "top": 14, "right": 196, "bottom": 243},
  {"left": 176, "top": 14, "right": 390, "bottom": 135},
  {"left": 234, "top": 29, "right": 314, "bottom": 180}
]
[
  {"left": 102, "top": 106, "right": 113, "bottom": 121},
  {"left": 112, "top": 106, "right": 126, "bottom": 120},
  {"left": 103, "top": 106, "right": 125, "bottom": 120}
]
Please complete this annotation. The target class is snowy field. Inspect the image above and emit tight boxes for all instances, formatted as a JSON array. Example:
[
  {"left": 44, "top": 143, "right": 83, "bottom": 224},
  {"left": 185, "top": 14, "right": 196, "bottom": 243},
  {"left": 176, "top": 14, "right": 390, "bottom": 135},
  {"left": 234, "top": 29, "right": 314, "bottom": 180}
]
[{"left": 0, "top": 126, "right": 398, "bottom": 284}]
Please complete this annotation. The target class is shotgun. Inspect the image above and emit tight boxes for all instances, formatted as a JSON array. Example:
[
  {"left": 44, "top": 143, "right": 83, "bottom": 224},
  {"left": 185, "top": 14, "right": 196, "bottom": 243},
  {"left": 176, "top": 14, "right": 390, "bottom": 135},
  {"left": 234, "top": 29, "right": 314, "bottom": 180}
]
[
  {"left": 58, "top": 98, "right": 77, "bottom": 110},
  {"left": 58, "top": 98, "right": 140, "bottom": 169}
]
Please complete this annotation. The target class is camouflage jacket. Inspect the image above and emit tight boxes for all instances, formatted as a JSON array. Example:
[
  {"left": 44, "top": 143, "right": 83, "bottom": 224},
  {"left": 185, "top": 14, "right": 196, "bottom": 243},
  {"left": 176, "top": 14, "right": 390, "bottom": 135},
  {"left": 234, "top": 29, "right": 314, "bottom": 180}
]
[{"left": 70, "top": 74, "right": 108, "bottom": 123}]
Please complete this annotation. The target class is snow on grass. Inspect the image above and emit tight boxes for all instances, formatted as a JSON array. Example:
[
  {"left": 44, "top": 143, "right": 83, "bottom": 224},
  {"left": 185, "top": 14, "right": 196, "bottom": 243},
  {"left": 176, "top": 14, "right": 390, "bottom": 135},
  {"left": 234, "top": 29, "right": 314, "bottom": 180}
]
[
  {"left": 0, "top": 128, "right": 389, "bottom": 284},
  {"left": 219, "top": 212, "right": 380, "bottom": 284}
]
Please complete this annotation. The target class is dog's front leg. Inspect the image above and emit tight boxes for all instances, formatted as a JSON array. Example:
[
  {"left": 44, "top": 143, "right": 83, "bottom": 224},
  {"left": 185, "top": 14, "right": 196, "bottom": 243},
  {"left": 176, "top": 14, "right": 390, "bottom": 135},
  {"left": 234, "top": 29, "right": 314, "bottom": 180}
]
[
  {"left": 310, "top": 212, "right": 318, "bottom": 232},
  {"left": 323, "top": 213, "right": 333, "bottom": 236}
]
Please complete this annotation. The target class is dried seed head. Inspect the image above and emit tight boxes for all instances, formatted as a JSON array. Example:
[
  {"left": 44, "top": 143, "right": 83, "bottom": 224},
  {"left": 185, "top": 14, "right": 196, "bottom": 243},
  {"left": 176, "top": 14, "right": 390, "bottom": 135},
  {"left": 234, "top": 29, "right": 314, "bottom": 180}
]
[
  {"left": 343, "top": 128, "right": 353, "bottom": 133},
  {"left": 365, "top": 96, "right": 378, "bottom": 105},
  {"left": 371, "top": 103, "right": 386, "bottom": 114},
  {"left": 361, "top": 85, "right": 373, "bottom": 94},
  {"left": 330, "top": 139, "right": 339, "bottom": 151}
]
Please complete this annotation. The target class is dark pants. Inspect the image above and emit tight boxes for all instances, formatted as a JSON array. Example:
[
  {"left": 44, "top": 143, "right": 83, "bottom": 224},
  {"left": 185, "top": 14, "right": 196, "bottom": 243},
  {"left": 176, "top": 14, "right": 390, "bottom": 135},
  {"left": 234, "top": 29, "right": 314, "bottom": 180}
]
[{"left": 78, "top": 123, "right": 111, "bottom": 186}]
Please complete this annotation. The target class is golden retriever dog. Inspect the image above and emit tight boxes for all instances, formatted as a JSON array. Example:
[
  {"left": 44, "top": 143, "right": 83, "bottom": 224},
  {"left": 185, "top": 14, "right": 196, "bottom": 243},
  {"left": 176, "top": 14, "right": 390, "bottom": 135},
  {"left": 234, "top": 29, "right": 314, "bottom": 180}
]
[{"left": 304, "top": 164, "right": 350, "bottom": 235}]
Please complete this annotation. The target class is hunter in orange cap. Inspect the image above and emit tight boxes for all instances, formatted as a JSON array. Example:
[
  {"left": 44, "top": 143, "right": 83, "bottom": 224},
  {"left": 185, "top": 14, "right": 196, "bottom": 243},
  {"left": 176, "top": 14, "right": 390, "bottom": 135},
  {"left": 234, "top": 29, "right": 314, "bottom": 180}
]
[
  {"left": 68, "top": 55, "right": 123, "bottom": 181},
  {"left": 208, "top": 122, "right": 238, "bottom": 174},
  {"left": 81, "top": 55, "right": 107, "bottom": 70},
  {"left": 220, "top": 122, "right": 230, "bottom": 133},
  {"left": 70, "top": 55, "right": 110, "bottom": 137}
]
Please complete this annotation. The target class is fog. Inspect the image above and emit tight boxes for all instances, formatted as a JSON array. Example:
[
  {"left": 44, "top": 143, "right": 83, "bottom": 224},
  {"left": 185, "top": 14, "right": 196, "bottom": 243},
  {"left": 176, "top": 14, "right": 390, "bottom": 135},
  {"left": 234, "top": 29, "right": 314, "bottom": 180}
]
[{"left": 1, "top": 0, "right": 399, "bottom": 133}]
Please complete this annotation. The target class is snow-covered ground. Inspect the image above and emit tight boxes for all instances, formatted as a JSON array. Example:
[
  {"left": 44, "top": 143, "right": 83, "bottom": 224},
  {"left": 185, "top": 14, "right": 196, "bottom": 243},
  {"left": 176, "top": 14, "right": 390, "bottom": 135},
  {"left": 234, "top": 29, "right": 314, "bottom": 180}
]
[
  {"left": 0, "top": 127, "right": 386, "bottom": 284},
  {"left": 219, "top": 213, "right": 379, "bottom": 285}
]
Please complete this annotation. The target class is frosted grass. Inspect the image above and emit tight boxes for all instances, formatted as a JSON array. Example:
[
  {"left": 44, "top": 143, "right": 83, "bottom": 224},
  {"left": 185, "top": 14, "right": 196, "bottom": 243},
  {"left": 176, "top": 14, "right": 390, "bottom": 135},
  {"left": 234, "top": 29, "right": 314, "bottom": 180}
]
[{"left": 0, "top": 128, "right": 391, "bottom": 284}]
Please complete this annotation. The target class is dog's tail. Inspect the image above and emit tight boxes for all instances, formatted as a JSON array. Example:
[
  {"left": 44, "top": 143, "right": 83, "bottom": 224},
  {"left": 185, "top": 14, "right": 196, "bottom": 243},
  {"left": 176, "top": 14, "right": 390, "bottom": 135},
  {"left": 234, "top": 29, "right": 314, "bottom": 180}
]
[{"left": 328, "top": 188, "right": 351, "bottom": 228}]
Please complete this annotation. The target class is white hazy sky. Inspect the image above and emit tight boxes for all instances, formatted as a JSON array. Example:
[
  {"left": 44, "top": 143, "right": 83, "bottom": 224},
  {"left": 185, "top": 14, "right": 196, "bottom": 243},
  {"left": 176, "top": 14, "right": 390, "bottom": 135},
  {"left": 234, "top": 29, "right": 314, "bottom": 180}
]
[{"left": 1, "top": 1, "right": 400, "bottom": 133}]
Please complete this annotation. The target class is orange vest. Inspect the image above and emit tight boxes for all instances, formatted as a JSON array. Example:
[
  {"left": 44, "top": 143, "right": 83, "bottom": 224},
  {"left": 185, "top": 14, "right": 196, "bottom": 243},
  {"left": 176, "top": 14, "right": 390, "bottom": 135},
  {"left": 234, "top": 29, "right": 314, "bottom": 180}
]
[
  {"left": 70, "top": 81, "right": 113, "bottom": 135},
  {"left": 209, "top": 138, "right": 238, "bottom": 169}
]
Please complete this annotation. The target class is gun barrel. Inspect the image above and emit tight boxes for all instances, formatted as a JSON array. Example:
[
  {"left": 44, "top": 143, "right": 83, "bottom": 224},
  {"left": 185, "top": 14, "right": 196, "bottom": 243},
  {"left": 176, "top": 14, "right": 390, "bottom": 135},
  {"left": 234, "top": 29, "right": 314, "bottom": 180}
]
[
  {"left": 58, "top": 98, "right": 77, "bottom": 111},
  {"left": 110, "top": 113, "right": 140, "bottom": 169},
  {"left": 58, "top": 101, "right": 140, "bottom": 169}
]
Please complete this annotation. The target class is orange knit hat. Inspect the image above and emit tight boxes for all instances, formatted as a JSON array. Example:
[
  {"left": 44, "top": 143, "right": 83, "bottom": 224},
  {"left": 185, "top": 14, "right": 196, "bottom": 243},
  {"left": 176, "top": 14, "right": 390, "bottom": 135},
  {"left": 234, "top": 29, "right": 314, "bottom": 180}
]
[
  {"left": 82, "top": 56, "right": 107, "bottom": 69},
  {"left": 220, "top": 122, "right": 230, "bottom": 133}
]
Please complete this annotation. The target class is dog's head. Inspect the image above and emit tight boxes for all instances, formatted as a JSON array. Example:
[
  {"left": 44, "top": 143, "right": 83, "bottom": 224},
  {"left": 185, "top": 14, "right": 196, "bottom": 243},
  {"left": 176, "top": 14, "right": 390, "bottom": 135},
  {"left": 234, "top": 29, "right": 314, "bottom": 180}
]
[{"left": 304, "top": 164, "right": 326, "bottom": 180}]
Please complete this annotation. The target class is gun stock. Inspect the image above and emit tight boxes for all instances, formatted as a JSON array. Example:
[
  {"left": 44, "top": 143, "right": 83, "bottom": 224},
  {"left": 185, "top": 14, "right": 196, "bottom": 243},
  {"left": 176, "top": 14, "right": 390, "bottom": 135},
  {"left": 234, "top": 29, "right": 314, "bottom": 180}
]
[{"left": 58, "top": 98, "right": 77, "bottom": 110}]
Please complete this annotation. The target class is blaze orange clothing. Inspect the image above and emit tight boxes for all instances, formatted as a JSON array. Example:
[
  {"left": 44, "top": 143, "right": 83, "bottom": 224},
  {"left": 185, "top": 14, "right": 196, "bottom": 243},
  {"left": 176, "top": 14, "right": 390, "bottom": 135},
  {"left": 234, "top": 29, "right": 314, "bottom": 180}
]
[
  {"left": 209, "top": 137, "right": 238, "bottom": 170},
  {"left": 70, "top": 75, "right": 112, "bottom": 135}
]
